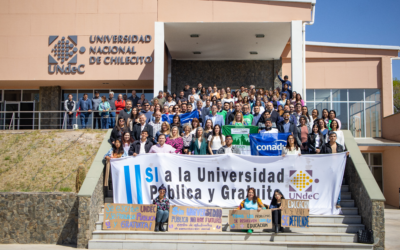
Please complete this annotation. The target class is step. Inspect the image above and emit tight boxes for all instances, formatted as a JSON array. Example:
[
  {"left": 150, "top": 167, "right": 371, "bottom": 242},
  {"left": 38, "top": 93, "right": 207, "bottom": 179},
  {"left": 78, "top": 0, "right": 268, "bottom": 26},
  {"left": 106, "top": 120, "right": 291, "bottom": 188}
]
[
  {"left": 105, "top": 197, "right": 113, "bottom": 203},
  {"left": 341, "top": 185, "right": 349, "bottom": 192},
  {"left": 97, "top": 213, "right": 361, "bottom": 225},
  {"left": 340, "top": 200, "right": 355, "bottom": 207},
  {"left": 92, "top": 230, "right": 358, "bottom": 243},
  {"left": 88, "top": 239, "right": 373, "bottom": 250},
  {"left": 95, "top": 221, "right": 364, "bottom": 233}
]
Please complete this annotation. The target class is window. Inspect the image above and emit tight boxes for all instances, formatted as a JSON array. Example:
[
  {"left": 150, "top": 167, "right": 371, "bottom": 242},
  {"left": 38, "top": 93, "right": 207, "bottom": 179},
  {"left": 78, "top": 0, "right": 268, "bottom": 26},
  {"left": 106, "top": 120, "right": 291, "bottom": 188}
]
[
  {"left": 306, "top": 89, "right": 381, "bottom": 138},
  {"left": 362, "top": 153, "right": 383, "bottom": 192},
  {"left": 4, "top": 90, "right": 21, "bottom": 102}
]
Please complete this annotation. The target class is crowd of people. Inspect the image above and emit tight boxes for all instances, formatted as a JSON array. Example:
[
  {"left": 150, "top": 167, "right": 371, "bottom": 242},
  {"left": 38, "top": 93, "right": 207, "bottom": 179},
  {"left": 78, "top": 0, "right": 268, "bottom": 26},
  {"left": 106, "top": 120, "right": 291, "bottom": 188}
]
[{"left": 101, "top": 74, "right": 349, "bottom": 232}]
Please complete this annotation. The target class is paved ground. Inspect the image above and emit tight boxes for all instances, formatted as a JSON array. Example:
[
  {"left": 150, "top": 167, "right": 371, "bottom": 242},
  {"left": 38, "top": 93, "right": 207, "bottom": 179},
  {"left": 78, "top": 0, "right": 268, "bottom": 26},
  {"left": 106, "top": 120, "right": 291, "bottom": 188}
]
[
  {"left": 385, "top": 205, "right": 400, "bottom": 250},
  {"left": 0, "top": 206, "right": 399, "bottom": 250}
]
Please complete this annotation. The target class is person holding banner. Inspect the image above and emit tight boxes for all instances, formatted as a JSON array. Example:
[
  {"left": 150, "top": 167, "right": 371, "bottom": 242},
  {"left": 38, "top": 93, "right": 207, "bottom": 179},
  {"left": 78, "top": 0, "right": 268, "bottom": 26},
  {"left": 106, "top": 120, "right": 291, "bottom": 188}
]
[
  {"left": 237, "top": 187, "right": 267, "bottom": 234},
  {"left": 282, "top": 134, "right": 301, "bottom": 156},
  {"left": 104, "top": 138, "right": 128, "bottom": 160},
  {"left": 307, "top": 124, "right": 324, "bottom": 154},
  {"left": 149, "top": 134, "right": 176, "bottom": 153},
  {"left": 129, "top": 130, "right": 153, "bottom": 156},
  {"left": 153, "top": 184, "right": 170, "bottom": 232},
  {"left": 189, "top": 127, "right": 208, "bottom": 155},
  {"left": 270, "top": 189, "right": 286, "bottom": 233},
  {"left": 166, "top": 126, "right": 184, "bottom": 154},
  {"left": 216, "top": 135, "right": 241, "bottom": 154}
]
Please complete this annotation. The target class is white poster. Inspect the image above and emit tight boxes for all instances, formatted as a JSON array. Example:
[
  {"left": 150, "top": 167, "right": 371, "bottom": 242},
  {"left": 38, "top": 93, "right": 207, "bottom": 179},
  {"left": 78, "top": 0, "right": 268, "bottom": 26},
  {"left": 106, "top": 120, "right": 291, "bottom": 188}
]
[{"left": 111, "top": 153, "right": 347, "bottom": 215}]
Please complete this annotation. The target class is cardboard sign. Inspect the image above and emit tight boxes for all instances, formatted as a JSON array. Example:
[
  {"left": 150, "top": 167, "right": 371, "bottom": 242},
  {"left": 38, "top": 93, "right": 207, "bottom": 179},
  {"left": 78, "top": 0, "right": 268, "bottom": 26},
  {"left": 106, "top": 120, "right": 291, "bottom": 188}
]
[
  {"left": 167, "top": 206, "right": 223, "bottom": 232},
  {"left": 228, "top": 209, "right": 272, "bottom": 230},
  {"left": 103, "top": 203, "right": 157, "bottom": 231},
  {"left": 281, "top": 200, "right": 309, "bottom": 228}
]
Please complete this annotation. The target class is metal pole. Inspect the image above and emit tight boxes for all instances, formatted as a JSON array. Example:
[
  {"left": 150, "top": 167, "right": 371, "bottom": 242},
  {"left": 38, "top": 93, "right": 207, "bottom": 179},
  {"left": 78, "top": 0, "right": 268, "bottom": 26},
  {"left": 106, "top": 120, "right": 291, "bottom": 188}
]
[
  {"left": 91, "top": 111, "right": 94, "bottom": 129},
  {"left": 38, "top": 112, "right": 41, "bottom": 130},
  {"left": 12, "top": 112, "right": 15, "bottom": 130}
]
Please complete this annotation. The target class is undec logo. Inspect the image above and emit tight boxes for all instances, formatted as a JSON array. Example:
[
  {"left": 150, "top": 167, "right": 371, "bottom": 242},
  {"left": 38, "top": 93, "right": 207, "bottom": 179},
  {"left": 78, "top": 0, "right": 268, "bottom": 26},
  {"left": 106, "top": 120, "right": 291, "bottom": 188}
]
[
  {"left": 288, "top": 170, "right": 320, "bottom": 200},
  {"left": 48, "top": 35, "right": 86, "bottom": 74}
]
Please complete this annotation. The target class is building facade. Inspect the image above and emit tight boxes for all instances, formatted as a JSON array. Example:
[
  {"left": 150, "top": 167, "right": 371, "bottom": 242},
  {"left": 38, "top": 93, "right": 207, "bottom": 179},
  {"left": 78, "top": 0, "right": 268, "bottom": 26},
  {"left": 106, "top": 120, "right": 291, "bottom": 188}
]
[{"left": 0, "top": 0, "right": 399, "bottom": 206}]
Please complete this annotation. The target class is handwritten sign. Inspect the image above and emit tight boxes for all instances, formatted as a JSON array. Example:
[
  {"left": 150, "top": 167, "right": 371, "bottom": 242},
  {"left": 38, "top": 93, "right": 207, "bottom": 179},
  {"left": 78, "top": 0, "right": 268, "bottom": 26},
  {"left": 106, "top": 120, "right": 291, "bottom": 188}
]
[
  {"left": 228, "top": 209, "right": 272, "bottom": 230},
  {"left": 167, "top": 206, "right": 222, "bottom": 232},
  {"left": 103, "top": 203, "right": 157, "bottom": 231},
  {"left": 281, "top": 200, "right": 309, "bottom": 228}
]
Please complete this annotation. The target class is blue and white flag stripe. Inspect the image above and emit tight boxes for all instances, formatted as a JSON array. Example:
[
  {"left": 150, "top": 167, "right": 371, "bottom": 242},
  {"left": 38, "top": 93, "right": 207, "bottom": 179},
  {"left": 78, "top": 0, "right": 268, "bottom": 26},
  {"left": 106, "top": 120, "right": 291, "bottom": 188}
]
[{"left": 161, "top": 110, "right": 199, "bottom": 124}]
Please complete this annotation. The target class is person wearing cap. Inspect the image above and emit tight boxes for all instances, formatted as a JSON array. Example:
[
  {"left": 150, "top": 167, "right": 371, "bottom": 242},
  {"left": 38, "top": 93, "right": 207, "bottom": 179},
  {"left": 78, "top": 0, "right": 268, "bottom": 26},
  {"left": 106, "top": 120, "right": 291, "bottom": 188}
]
[
  {"left": 276, "top": 70, "right": 292, "bottom": 90},
  {"left": 153, "top": 184, "right": 170, "bottom": 232},
  {"left": 91, "top": 91, "right": 102, "bottom": 129},
  {"left": 152, "top": 90, "right": 166, "bottom": 106}
]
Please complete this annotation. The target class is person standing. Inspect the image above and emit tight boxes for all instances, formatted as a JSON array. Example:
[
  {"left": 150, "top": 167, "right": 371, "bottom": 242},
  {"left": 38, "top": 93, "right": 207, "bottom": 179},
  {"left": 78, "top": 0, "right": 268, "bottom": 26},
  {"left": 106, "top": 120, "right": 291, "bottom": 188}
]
[
  {"left": 259, "top": 118, "right": 279, "bottom": 133},
  {"left": 188, "top": 87, "right": 200, "bottom": 101},
  {"left": 77, "top": 93, "right": 92, "bottom": 129},
  {"left": 183, "top": 84, "right": 191, "bottom": 99},
  {"left": 166, "top": 126, "right": 184, "bottom": 154},
  {"left": 327, "top": 120, "right": 345, "bottom": 149},
  {"left": 118, "top": 100, "right": 133, "bottom": 123},
  {"left": 252, "top": 106, "right": 262, "bottom": 126},
  {"left": 108, "top": 91, "right": 117, "bottom": 129},
  {"left": 189, "top": 127, "right": 208, "bottom": 155},
  {"left": 276, "top": 70, "right": 292, "bottom": 90},
  {"left": 176, "top": 91, "right": 187, "bottom": 103},
  {"left": 270, "top": 189, "right": 286, "bottom": 233},
  {"left": 308, "top": 124, "right": 324, "bottom": 154},
  {"left": 216, "top": 135, "right": 241, "bottom": 154},
  {"left": 321, "top": 131, "right": 349, "bottom": 208},
  {"left": 205, "top": 105, "right": 225, "bottom": 127},
  {"left": 153, "top": 184, "right": 170, "bottom": 232},
  {"left": 281, "top": 134, "right": 301, "bottom": 156},
  {"left": 98, "top": 96, "right": 110, "bottom": 129},
  {"left": 128, "top": 90, "right": 140, "bottom": 107},
  {"left": 92, "top": 91, "right": 102, "bottom": 129},
  {"left": 297, "top": 116, "right": 311, "bottom": 154},
  {"left": 64, "top": 94, "right": 76, "bottom": 129},
  {"left": 115, "top": 94, "right": 125, "bottom": 116},
  {"left": 208, "top": 124, "right": 225, "bottom": 155},
  {"left": 129, "top": 130, "right": 153, "bottom": 156},
  {"left": 152, "top": 90, "right": 166, "bottom": 106},
  {"left": 149, "top": 134, "right": 176, "bottom": 153},
  {"left": 277, "top": 112, "right": 299, "bottom": 141},
  {"left": 242, "top": 104, "right": 253, "bottom": 125},
  {"left": 149, "top": 111, "right": 163, "bottom": 143},
  {"left": 140, "top": 102, "right": 154, "bottom": 123},
  {"left": 132, "top": 114, "right": 154, "bottom": 142}
]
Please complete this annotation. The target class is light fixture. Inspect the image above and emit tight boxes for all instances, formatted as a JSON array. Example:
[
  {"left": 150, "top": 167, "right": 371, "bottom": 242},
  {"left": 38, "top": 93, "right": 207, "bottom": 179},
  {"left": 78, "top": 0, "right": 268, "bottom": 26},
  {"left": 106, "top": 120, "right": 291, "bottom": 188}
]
[
  {"left": 256, "top": 34, "right": 265, "bottom": 38},
  {"left": 193, "top": 52, "right": 201, "bottom": 54},
  {"left": 103, "top": 82, "right": 109, "bottom": 84},
  {"left": 190, "top": 34, "right": 199, "bottom": 38},
  {"left": 250, "top": 51, "right": 258, "bottom": 55}
]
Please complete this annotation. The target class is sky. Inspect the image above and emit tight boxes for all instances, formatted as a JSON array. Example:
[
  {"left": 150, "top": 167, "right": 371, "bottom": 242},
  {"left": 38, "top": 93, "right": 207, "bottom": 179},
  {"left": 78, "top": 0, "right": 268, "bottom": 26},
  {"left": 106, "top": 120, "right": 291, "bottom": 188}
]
[{"left": 306, "top": 0, "right": 400, "bottom": 80}]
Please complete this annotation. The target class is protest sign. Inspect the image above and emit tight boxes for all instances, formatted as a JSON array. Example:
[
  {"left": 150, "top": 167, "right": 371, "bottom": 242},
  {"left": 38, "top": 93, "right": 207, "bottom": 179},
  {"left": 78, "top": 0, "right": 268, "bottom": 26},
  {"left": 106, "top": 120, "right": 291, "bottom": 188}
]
[
  {"left": 168, "top": 206, "right": 223, "bottom": 232},
  {"left": 281, "top": 199, "right": 309, "bottom": 228},
  {"left": 103, "top": 203, "right": 157, "bottom": 231},
  {"left": 228, "top": 209, "right": 272, "bottom": 230}
]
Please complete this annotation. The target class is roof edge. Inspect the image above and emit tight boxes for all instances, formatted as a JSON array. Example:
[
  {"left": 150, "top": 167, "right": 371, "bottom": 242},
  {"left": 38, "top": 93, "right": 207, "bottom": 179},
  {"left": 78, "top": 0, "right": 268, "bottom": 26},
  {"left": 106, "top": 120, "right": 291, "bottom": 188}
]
[
  {"left": 306, "top": 41, "right": 400, "bottom": 51},
  {"left": 260, "top": 0, "right": 316, "bottom": 4}
]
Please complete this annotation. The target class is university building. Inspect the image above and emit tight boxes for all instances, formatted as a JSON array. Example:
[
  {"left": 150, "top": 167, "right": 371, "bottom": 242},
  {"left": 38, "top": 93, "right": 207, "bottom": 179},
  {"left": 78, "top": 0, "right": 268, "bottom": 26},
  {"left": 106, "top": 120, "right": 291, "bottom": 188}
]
[{"left": 0, "top": 0, "right": 399, "bottom": 208}]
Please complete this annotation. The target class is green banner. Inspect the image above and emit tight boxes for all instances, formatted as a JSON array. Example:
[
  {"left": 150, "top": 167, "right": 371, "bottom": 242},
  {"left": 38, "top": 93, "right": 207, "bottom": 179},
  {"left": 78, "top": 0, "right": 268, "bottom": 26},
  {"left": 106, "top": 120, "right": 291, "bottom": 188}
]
[{"left": 222, "top": 125, "right": 259, "bottom": 155}]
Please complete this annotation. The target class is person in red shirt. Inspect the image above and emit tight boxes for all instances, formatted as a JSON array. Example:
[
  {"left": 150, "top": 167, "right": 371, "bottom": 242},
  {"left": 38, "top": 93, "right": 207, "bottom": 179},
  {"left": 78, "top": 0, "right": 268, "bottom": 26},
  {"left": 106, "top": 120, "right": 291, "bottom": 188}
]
[{"left": 115, "top": 94, "right": 126, "bottom": 115}]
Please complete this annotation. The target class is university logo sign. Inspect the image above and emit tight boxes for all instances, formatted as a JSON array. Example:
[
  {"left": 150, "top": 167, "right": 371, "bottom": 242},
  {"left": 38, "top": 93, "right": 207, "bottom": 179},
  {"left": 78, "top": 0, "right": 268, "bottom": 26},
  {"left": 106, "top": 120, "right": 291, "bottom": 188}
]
[
  {"left": 48, "top": 35, "right": 86, "bottom": 74},
  {"left": 288, "top": 170, "right": 320, "bottom": 200}
]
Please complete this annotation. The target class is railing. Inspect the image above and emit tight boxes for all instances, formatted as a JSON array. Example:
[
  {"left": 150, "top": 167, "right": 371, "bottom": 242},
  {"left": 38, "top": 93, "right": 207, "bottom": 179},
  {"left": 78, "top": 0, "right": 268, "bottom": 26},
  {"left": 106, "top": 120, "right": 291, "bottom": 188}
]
[{"left": 0, "top": 110, "right": 118, "bottom": 130}]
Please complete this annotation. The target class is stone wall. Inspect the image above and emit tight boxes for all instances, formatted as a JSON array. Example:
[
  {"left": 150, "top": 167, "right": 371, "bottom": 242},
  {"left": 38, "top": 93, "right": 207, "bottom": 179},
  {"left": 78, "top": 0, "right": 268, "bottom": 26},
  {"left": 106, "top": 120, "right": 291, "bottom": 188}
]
[
  {"left": 171, "top": 60, "right": 282, "bottom": 94},
  {"left": 39, "top": 86, "right": 62, "bottom": 129},
  {"left": 0, "top": 192, "right": 78, "bottom": 244},
  {"left": 344, "top": 158, "right": 385, "bottom": 250},
  {"left": 77, "top": 171, "right": 104, "bottom": 248}
]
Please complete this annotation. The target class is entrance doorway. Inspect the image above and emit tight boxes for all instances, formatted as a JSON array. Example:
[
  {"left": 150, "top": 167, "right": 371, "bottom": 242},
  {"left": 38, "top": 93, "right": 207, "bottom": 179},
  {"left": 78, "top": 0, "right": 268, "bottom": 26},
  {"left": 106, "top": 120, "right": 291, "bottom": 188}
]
[{"left": 4, "top": 102, "right": 35, "bottom": 130}]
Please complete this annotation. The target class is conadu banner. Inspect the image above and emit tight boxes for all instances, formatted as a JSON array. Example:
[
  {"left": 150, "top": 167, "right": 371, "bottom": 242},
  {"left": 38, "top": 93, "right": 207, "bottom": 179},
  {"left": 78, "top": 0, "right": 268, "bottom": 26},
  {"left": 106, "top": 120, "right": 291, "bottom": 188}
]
[{"left": 111, "top": 153, "right": 347, "bottom": 215}]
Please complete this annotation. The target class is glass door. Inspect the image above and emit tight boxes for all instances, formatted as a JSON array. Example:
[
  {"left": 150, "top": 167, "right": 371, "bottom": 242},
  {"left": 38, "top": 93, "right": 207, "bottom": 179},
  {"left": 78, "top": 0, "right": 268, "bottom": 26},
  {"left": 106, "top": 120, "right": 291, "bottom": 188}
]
[
  {"left": 20, "top": 102, "right": 35, "bottom": 129},
  {"left": 5, "top": 102, "right": 19, "bottom": 130}
]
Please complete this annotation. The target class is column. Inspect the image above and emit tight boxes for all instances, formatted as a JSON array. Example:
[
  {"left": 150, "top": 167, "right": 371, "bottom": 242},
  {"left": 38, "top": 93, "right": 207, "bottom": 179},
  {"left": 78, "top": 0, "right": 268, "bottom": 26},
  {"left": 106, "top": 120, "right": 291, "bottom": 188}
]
[
  {"left": 291, "top": 20, "right": 304, "bottom": 97},
  {"left": 153, "top": 22, "right": 165, "bottom": 97}
]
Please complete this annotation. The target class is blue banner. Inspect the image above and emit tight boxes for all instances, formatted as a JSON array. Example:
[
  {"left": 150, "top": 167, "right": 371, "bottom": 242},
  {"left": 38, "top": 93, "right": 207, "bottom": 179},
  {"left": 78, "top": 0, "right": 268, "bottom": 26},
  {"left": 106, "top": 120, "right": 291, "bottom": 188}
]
[
  {"left": 162, "top": 110, "right": 199, "bottom": 125},
  {"left": 250, "top": 133, "right": 291, "bottom": 156}
]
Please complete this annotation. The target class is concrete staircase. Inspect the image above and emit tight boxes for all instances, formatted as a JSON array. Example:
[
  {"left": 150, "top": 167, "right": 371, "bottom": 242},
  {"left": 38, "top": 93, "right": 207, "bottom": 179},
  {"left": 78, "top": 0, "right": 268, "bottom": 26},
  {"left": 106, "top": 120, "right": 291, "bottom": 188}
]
[{"left": 89, "top": 185, "right": 374, "bottom": 249}]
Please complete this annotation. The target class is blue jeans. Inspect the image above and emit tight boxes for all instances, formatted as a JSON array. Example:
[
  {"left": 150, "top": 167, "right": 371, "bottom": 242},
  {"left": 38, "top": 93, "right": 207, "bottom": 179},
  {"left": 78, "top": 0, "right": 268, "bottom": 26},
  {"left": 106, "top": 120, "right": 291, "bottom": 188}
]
[
  {"left": 108, "top": 112, "right": 116, "bottom": 128},
  {"left": 80, "top": 112, "right": 91, "bottom": 129},
  {"left": 156, "top": 210, "right": 169, "bottom": 223},
  {"left": 337, "top": 191, "right": 341, "bottom": 205},
  {"left": 101, "top": 113, "right": 109, "bottom": 129}
]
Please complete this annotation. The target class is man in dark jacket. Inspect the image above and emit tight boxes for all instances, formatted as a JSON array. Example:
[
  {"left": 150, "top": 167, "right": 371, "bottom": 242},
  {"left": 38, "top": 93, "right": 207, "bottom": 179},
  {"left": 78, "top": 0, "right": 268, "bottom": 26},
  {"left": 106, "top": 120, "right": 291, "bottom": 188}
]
[
  {"left": 64, "top": 94, "right": 76, "bottom": 129},
  {"left": 128, "top": 130, "right": 153, "bottom": 156},
  {"left": 108, "top": 91, "right": 116, "bottom": 128},
  {"left": 183, "top": 84, "right": 191, "bottom": 99},
  {"left": 259, "top": 102, "right": 279, "bottom": 125},
  {"left": 132, "top": 114, "right": 154, "bottom": 141},
  {"left": 128, "top": 90, "right": 140, "bottom": 107},
  {"left": 277, "top": 111, "right": 299, "bottom": 146},
  {"left": 320, "top": 131, "right": 349, "bottom": 209}
]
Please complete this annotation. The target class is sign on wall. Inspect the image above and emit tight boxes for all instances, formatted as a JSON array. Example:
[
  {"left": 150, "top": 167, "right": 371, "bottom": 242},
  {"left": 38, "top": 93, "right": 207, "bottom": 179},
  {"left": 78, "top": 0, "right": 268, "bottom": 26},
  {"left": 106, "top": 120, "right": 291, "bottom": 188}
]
[
  {"left": 228, "top": 209, "right": 272, "bottom": 230},
  {"left": 168, "top": 206, "right": 222, "bottom": 232},
  {"left": 103, "top": 203, "right": 157, "bottom": 231},
  {"left": 48, "top": 35, "right": 153, "bottom": 74}
]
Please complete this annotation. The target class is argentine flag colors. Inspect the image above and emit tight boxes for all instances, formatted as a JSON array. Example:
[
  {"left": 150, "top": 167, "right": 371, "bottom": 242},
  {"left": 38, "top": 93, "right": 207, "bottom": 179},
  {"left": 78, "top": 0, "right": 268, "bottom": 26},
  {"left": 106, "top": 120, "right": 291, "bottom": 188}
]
[{"left": 161, "top": 110, "right": 199, "bottom": 124}]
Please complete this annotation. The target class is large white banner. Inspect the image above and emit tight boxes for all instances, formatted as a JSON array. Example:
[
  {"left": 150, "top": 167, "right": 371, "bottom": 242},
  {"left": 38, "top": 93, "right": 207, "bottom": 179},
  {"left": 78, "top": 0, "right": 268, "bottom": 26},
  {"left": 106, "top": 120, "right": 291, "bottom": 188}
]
[{"left": 111, "top": 153, "right": 347, "bottom": 215}]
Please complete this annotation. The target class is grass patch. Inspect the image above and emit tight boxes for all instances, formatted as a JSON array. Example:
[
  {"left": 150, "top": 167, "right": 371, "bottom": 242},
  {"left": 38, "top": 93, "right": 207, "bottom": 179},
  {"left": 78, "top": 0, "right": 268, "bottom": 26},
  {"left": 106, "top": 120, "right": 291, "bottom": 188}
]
[
  {"left": 59, "top": 187, "right": 72, "bottom": 192},
  {"left": 4, "top": 156, "right": 10, "bottom": 160}
]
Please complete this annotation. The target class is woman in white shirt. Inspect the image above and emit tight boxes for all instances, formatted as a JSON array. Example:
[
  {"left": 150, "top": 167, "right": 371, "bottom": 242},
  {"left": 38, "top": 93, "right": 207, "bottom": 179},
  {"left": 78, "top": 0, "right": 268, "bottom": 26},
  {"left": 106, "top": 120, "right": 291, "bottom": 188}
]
[
  {"left": 208, "top": 124, "right": 225, "bottom": 155},
  {"left": 282, "top": 134, "right": 301, "bottom": 156},
  {"left": 327, "top": 120, "right": 345, "bottom": 149}
]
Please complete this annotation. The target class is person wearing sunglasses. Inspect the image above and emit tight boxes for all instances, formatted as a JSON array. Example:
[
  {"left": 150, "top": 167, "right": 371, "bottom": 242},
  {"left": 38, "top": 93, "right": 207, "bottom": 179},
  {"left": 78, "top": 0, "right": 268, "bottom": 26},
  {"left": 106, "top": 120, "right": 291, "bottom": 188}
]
[{"left": 140, "top": 101, "right": 154, "bottom": 123}]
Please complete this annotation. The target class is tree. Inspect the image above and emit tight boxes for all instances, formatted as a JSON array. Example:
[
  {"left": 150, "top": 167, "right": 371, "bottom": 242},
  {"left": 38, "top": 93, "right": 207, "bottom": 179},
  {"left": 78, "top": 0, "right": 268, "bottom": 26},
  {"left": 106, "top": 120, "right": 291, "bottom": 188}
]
[{"left": 394, "top": 78, "right": 400, "bottom": 113}]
